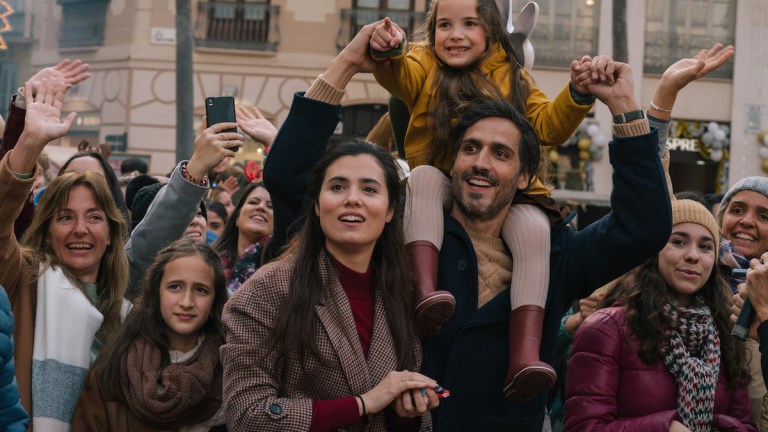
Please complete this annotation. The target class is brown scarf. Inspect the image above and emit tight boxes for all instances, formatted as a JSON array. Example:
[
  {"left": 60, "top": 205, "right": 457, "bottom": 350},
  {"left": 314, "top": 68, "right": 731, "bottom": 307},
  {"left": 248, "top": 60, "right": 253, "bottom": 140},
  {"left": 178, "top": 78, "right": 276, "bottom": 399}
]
[{"left": 121, "top": 335, "right": 223, "bottom": 428}]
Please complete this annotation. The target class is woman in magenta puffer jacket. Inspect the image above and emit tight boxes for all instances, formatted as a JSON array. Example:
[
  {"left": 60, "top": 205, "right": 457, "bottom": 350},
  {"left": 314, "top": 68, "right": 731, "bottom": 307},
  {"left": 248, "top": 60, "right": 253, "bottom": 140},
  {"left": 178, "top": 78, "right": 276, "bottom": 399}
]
[{"left": 564, "top": 200, "right": 755, "bottom": 432}]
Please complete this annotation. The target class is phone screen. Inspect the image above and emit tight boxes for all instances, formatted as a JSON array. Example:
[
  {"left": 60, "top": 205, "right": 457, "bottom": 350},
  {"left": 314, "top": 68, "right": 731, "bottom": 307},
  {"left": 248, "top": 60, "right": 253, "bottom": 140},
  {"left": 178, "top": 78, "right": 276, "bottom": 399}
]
[{"left": 205, "top": 96, "right": 237, "bottom": 133}]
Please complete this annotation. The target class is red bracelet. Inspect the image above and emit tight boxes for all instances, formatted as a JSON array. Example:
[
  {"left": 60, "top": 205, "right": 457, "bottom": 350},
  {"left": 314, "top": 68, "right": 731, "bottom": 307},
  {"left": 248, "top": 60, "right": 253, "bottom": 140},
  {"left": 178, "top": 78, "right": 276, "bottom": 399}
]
[{"left": 181, "top": 163, "right": 209, "bottom": 187}]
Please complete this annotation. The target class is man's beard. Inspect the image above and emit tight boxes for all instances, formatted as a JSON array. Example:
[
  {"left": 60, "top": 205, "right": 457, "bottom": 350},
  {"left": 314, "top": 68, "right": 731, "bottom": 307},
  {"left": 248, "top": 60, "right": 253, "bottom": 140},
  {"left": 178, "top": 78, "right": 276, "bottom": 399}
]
[{"left": 451, "top": 167, "right": 519, "bottom": 222}]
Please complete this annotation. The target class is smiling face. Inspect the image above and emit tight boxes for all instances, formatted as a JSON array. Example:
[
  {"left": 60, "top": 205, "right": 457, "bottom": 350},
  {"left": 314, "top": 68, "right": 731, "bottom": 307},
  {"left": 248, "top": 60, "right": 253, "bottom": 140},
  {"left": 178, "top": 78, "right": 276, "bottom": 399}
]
[
  {"left": 47, "top": 184, "right": 111, "bottom": 284},
  {"left": 721, "top": 190, "right": 768, "bottom": 259},
  {"left": 184, "top": 209, "right": 208, "bottom": 243},
  {"left": 236, "top": 186, "right": 273, "bottom": 243},
  {"left": 315, "top": 155, "right": 395, "bottom": 263},
  {"left": 658, "top": 222, "right": 716, "bottom": 307},
  {"left": 433, "top": 0, "right": 488, "bottom": 69},
  {"left": 159, "top": 254, "right": 216, "bottom": 352},
  {"left": 450, "top": 116, "right": 529, "bottom": 231}
]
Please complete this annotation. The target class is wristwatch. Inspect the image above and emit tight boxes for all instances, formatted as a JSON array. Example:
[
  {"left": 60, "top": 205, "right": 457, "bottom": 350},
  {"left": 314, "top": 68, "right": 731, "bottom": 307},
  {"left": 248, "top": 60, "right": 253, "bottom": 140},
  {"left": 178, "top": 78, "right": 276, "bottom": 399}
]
[{"left": 613, "top": 110, "right": 645, "bottom": 124}]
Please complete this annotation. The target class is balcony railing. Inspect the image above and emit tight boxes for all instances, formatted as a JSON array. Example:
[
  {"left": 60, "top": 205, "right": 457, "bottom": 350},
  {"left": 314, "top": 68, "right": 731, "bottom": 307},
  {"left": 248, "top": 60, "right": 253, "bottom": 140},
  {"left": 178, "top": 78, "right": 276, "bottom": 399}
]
[
  {"left": 645, "top": 31, "right": 734, "bottom": 79},
  {"left": 337, "top": 8, "right": 425, "bottom": 52},
  {"left": 529, "top": 23, "right": 599, "bottom": 69},
  {"left": 194, "top": 1, "right": 280, "bottom": 52}
]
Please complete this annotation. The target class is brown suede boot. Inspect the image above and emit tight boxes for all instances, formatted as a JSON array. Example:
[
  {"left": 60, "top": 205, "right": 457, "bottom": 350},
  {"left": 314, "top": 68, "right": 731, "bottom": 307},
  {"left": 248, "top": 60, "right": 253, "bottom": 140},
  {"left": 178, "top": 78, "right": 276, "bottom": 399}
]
[
  {"left": 503, "top": 305, "right": 556, "bottom": 400},
  {"left": 407, "top": 240, "right": 456, "bottom": 336}
]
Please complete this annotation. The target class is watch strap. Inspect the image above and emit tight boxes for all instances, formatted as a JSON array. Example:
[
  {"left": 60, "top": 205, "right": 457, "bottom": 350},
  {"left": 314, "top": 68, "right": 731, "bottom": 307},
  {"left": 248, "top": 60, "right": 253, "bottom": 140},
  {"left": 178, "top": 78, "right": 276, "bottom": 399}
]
[{"left": 613, "top": 109, "right": 645, "bottom": 124}]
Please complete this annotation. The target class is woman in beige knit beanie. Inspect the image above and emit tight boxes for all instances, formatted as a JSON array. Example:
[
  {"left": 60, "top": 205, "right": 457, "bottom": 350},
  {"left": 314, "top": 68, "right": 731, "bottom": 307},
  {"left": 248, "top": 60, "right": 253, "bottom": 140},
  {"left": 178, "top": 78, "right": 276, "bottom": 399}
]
[{"left": 565, "top": 199, "right": 752, "bottom": 431}]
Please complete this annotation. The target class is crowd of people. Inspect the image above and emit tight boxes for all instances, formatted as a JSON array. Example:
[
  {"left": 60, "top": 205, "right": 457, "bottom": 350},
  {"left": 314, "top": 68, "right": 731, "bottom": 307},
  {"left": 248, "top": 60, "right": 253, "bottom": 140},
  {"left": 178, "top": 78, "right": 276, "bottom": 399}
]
[{"left": 0, "top": 0, "right": 762, "bottom": 431}]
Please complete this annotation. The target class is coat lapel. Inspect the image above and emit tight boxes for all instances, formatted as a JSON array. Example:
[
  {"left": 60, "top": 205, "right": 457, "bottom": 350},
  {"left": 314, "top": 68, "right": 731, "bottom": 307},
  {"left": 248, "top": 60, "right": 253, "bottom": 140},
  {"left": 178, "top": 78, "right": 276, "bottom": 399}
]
[
  {"left": 314, "top": 253, "right": 371, "bottom": 395},
  {"left": 366, "top": 288, "right": 398, "bottom": 385}
]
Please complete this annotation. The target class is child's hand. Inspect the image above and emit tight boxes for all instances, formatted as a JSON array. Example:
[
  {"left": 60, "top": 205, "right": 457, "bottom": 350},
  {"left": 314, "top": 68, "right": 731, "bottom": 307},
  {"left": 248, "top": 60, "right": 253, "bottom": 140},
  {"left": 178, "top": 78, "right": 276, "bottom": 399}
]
[
  {"left": 370, "top": 17, "right": 404, "bottom": 52},
  {"left": 570, "top": 56, "right": 594, "bottom": 94}
]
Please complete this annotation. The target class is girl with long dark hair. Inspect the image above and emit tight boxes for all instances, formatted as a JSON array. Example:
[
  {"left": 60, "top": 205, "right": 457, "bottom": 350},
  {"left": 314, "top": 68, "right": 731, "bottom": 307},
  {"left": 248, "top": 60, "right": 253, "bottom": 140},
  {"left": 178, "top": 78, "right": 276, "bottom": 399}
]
[
  {"left": 221, "top": 140, "right": 439, "bottom": 431},
  {"left": 565, "top": 200, "right": 754, "bottom": 431},
  {"left": 73, "top": 239, "right": 228, "bottom": 431},
  {"left": 214, "top": 182, "right": 273, "bottom": 293}
]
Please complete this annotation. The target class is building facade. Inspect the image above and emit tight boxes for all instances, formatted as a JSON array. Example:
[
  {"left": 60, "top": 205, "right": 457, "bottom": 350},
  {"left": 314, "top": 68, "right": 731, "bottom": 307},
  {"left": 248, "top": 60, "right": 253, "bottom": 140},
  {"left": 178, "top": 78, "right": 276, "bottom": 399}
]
[{"left": 2, "top": 0, "right": 767, "bottom": 196}]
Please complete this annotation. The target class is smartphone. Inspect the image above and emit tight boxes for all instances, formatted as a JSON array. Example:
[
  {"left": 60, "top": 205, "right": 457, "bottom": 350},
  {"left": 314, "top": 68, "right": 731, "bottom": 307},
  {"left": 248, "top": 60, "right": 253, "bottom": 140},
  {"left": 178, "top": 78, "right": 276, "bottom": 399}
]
[{"left": 205, "top": 96, "right": 237, "bottom": 134}]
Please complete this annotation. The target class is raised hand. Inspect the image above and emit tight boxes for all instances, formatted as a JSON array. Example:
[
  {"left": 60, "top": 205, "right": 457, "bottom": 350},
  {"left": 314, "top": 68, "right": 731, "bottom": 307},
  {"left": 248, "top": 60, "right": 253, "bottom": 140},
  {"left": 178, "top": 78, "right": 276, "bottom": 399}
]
[
  {"left": 570, "top": 55, "right": 616, "bottom": 95},
  {"left": 370, "top": 17, "right": 404, "bottom": 52},
  {"left": 23, "top": 80, "right": 76, "bottom": 144},
  {"left": 326, "top": 19, "right": 397, "bottom": 89},
  {"left": 25, "top": 59, "right": 90, "bottom": 99},
  {"left": 651, "top": 44, "right": 734, "bottom": 119},
  {"left": 9, "top": 80, "right": 77, "bottom": 173},
  {"left": 660, "top": 43, "right": 734, "bottom": 93},
  {"left": 586, "top": 62, "right": 639, "bottom": 116},
  {"left": 218, "top": 175, "right": 240, "bottom": 196},
  {"left": 186, "top": 116, "right": 243, "bottom": 180},
  {"left": 236, "top": 106, "right": 277, "bottom": 147}
]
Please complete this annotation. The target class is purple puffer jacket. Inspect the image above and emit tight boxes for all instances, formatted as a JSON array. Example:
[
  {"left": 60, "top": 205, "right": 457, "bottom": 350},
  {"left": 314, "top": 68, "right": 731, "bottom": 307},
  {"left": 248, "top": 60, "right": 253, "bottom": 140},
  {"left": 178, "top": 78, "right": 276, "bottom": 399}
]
[{"left": 564, "top": 306, "right": 755, "bottom": 432}]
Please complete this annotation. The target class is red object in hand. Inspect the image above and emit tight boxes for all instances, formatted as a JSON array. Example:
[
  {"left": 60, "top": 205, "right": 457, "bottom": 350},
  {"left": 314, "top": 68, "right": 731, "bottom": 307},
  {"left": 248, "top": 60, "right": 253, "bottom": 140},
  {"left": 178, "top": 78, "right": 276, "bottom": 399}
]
[
  {"left": 435, "top": 386, "right": 451, "bottom": 399},
  {"left": 244, "top": 160, "right": 261, "bottom": 182}
]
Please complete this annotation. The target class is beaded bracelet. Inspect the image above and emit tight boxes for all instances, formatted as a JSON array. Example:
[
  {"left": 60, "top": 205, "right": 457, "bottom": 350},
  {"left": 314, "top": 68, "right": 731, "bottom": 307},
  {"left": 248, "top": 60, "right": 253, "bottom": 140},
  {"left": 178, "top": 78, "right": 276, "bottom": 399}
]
[{"left": 181, "top": 162, "right": 209, "bottom": 187}]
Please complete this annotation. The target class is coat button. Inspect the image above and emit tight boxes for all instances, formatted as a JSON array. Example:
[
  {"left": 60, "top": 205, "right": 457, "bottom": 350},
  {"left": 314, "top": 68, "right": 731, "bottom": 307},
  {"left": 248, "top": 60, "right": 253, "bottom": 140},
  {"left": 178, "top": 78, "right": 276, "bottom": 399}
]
[
  {"left": 457, "top": 260, "right": 467, "bottom": 271},
  {"left": 269, "top": 403, "right": 283, "bottom": 415}
]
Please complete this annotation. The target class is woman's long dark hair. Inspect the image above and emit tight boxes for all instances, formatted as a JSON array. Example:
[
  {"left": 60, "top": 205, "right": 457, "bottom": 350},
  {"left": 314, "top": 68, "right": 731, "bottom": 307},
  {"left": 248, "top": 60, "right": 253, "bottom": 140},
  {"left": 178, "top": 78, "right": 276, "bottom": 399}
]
[
  {"left": 91, "top": 239, "right": 227, "bottom": 401},
  {"left": 60, "top": 151, "right": 130, "bottom": 223},
  {"left": 214, "top": 182, "right": 264, "bottom": 262},
  {"left": 263, "top": 140, "right": 417, "bottom": 370},
  {"left": 415, "top": 0, "right": 531, "bottom": 172},
  {"left": 602, "top": 255, "right": 749, "bottom": 388}
]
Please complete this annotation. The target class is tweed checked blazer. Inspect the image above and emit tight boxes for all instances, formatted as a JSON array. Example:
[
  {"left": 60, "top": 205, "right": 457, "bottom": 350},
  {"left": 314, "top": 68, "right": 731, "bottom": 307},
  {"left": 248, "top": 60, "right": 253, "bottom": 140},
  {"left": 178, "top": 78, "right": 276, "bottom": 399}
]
[{"left": 221, "top": 251, "right": 431, "bottom": 431}]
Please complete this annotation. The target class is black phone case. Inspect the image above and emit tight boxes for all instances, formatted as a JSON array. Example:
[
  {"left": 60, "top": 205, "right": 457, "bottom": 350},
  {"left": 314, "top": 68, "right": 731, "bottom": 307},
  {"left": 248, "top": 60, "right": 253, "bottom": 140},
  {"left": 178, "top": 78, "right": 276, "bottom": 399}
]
[{"left": 205, "top": 96, "right": 237, "bottom": 133}]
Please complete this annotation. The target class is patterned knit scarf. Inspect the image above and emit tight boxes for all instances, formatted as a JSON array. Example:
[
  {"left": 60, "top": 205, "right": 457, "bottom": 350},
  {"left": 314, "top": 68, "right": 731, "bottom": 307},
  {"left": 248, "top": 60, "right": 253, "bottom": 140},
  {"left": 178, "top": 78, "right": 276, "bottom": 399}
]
[
  {"left": 660, "top": 298, "right": 720, "bottom": 432},
  {"left": 120, "top": 335, "right": 223, "bottom": 428}
]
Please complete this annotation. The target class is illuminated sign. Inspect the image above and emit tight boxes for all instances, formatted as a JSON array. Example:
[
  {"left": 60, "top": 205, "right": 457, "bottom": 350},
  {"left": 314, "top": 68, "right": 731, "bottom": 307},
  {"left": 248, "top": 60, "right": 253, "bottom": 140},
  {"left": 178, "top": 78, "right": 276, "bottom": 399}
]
[{"left": 0, "top": 1, "right": 14, "bottom": 50}]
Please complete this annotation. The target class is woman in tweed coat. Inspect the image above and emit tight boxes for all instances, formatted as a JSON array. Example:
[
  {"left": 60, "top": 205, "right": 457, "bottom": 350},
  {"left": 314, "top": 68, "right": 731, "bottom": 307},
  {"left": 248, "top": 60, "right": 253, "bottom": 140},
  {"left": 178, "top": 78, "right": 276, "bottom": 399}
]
[{"left": 222, "top": 137, "right": 439, "bottom": 431}]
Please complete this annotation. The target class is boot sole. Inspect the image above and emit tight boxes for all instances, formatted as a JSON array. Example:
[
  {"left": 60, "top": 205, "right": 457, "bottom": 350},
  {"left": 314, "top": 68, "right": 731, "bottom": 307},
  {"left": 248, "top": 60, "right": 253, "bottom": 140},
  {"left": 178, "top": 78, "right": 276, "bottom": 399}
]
[
  {"left": 415, "top": 294, "right": 456, "bottom": 337},
  {"left": 503, "top": 365, "right": 556, "bottom": 401}
]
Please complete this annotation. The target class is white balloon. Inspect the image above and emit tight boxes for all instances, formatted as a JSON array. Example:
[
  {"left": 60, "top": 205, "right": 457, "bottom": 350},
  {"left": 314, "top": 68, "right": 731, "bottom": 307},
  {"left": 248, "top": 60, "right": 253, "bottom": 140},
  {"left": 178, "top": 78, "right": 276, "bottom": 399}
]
[
  {"left": 759, "top": 147, "right": 768, "bottom": 160},
  {"left": 763, "top": 134, "right": 768, "bottom": 146},
  {"left": 711, "top": 140, "right": 723, "bottom": 150},
  {"left": 707, "top": 121, "right": 720, "bottom": 132},
  {"left": 592, "top": 134, "right": 607, "bottom": 147},
  {"left": 721, "top": 125, "right": 730, "bottom": 135},
  {"left": 587, "top": 124, "right": 600, "bottom": 137},
  {"left": 701, "top": 132, "right": 715, "bottom": 145},
  {"left": 688, "top": 124, "right": 703, "bottom": 137},
  {"left": 710, "top": 150, "right": 723, "bottom": 162},
  {"left": 713, "top": 129, "right": 726, "bottom": 141}
]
